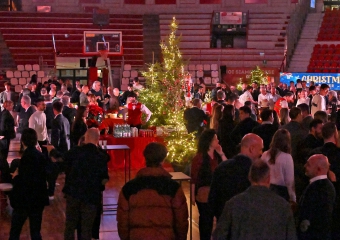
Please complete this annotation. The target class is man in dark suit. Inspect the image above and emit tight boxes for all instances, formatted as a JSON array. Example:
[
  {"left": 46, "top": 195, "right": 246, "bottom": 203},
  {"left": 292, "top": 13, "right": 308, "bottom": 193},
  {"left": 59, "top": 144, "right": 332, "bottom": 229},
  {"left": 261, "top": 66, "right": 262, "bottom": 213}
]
[
  {"left": 17, "top": 95, "right": 36, "bottom": 134},
  {"left": 230, "top": 106, "right": 260, "bottom": 146},
  {"left": 0, "top": 100, "right": 15, "bottom": 183},
  {"left": 47, "top": 101, "right": 70, "bottom": 199},
  {"left": 183, "top": 98, "right": 208, "bottom": 137},
  {"left": 63, "top": 128, "right": 109, "bottom": 240},
  {"left": 70, "top": 84, "right": 82, "bottom": 106},
  {"left": 8, "top": 128, "right": 49, "bottom": 239},
  {"left": 208, "top": 133, "right": 263, "bottom": 220},
  {"left": 213, "top": 161, "right": 297, "bottom": 240},
  {"left": 297, "top": 154, "right": 336, "bottom": 240},
  {"left": 310, "top": 122, "right": 340, "bottom": 181},
  {"left": 52, "top": 101, "right": 70, "bottom": 154},
  {"left": 252, "top": 109, "right": 278, "bottom": 151},
  {"left": 281, "top": 107, "right": 308, "bottom": 161},
  {"left": 61, "top": 95, "right": 77, "bottom": 127},
  {"left": 194, "top": 86, "right": 204, "bottom": 101}
]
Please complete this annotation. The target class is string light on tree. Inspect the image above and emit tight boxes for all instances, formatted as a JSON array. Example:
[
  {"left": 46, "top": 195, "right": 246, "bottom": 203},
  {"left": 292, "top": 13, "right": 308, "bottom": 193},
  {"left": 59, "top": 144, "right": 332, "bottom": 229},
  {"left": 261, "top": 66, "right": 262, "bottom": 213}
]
[
  {"left": 250, "top": 65, "right": 268, "bottom": 86},
  {"left": 139, "top": 17, "right": 196, "bottom": 165}
]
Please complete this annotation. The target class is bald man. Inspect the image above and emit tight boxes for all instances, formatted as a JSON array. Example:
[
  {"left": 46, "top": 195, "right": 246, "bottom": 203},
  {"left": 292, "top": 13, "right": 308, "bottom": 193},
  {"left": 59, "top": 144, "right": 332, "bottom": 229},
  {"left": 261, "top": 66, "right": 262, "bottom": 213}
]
[
  {"left": 104, "top": 87, "right": 121, "bottom": 112},
  {"left": 297, "top": 154, "right": 336, "bottom": 240},
  {"left": 63, "top": 128, "right": 110, "bottom": 240},
  {"left": 208, "top": 133, "right": 264, "bottom": 220}
]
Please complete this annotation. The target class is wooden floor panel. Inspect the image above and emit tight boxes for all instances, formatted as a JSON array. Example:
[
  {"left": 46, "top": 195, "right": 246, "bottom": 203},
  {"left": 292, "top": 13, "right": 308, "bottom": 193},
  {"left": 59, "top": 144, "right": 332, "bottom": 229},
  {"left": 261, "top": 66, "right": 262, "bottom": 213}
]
[{"left": 0, "top": 165, "right": 201, "bottom": 239}]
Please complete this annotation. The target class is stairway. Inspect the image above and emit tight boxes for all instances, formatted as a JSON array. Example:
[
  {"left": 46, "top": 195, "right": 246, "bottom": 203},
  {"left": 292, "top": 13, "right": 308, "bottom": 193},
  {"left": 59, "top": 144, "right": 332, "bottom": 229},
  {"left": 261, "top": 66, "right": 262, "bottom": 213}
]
[
  {"left": 247, "top": 12, "right": 289, "bottom": 49},
  {"left": 288, "top": 13, "right": 323, "bottom": 72},
  {"left": 0, "top": 33, "right": 15, "bottom": 70}
]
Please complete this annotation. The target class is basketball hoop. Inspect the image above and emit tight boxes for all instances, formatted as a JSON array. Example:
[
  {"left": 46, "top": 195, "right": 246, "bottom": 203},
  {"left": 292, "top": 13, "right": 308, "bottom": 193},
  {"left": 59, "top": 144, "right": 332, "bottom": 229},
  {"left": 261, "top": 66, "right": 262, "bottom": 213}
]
[{"left": 99, "top": 49, "right": 109, "bottom": 60}]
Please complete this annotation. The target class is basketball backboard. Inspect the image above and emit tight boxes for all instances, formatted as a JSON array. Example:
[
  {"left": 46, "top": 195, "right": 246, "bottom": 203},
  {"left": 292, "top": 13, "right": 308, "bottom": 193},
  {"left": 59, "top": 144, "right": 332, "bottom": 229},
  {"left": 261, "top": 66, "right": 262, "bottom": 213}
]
[{"left": 83, "top": 31, "right": 123, "bottom": 56}]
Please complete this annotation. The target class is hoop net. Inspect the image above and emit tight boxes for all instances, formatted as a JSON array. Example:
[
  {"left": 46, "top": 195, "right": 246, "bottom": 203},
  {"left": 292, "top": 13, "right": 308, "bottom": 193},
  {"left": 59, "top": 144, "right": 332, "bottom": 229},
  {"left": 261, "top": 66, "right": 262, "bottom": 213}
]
[{"left": 99, "top": 49, "right": 109, "bottom": 60}]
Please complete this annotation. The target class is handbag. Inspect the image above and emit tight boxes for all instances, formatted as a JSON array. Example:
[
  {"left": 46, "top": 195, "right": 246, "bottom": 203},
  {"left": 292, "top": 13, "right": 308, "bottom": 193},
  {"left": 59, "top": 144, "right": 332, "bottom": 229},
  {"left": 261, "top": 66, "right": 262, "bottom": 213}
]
[{"left": 195, "top": 186, "right": 210, "bottom": 203}]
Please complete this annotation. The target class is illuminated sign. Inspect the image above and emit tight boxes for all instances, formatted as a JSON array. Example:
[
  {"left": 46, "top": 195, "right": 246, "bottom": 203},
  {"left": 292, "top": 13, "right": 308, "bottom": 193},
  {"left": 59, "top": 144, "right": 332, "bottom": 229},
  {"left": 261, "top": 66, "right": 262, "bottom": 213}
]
[
  {"left": 212, "top": 12, "right": 247, "bottom": 25},
  {"left": 280, "top": 72, "right": 340, "bottom": 90}
]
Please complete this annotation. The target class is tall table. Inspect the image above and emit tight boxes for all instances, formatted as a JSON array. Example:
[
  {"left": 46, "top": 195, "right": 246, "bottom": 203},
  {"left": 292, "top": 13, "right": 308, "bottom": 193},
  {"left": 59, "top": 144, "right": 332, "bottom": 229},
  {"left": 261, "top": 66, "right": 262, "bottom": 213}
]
[
  {"left": 101, "top": 144, "right": 130, "bottom": 214},
  {"left": 101, "top": 135, "right": 162, "bottom": 170},
  {"left": 101, "top": 144, "right": 131, "bottom": 183},
  {"left": 169, "top": 172, "right": 192, "bottom": 240}
]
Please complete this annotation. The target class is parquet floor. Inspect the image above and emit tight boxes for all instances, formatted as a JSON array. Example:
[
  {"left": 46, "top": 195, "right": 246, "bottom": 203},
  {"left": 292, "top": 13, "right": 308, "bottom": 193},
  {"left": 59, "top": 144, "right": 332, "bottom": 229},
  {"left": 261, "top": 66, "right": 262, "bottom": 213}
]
[{"left": 0, "top": 137, "right": 201, "bottom": 240}]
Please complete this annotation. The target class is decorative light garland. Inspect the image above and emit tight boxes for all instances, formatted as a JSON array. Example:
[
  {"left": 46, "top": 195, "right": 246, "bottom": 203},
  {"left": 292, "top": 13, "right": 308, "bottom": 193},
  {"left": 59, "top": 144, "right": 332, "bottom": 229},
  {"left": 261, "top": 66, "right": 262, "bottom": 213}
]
[{"left": 139, "top": 17, "right": 197, "bottom": 164}]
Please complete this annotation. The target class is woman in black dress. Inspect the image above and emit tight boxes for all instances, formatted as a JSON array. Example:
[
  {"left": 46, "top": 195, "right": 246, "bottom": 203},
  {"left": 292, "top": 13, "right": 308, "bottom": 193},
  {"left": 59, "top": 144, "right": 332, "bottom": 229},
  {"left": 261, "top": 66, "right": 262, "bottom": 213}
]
[{"left": 70, "top": 106, "right": 88, "bottom": 147}]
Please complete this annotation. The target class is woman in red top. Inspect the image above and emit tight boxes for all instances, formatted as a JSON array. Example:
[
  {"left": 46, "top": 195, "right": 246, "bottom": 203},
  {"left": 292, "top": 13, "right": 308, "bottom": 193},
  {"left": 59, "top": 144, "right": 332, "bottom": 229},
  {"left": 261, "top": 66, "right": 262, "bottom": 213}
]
[{"left": 191, "top": 129, "right": 227, "bottom": 240}]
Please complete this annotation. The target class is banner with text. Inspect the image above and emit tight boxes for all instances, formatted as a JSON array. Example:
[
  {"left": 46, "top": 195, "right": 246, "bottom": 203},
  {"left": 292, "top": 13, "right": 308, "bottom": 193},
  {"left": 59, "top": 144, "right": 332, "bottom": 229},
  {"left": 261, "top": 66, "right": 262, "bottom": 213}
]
[
  {"left": 280, "top": 72, "right": 340, "bottom": 90},
  {"left": 225, "top": 67, "right": 279, "bottom": 86}
]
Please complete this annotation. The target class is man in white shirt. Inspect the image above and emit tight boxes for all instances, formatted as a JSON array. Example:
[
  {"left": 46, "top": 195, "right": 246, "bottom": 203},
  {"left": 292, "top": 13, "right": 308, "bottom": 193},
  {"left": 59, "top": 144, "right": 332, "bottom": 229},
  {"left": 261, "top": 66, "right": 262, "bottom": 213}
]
[
  {"left": 296, "top": 89, "right": 310, "bottom": 106},
  {"left": 239, "top": 85, "right": 257, "bottom": 106},
  {"left": 258, "top": 85, "right": 270, "bottom": 109},
  {"left": 133, "top": 77, "right": 144, "bottom": 91},
  {"left": 29, "top": 98, "right": 49, "bottom": 148},
  {"left": 268, "top": 87, "right": 281, "bottom": 109},
  {"left": 311, "top": 83, "right": 329, "bottom": 117}
]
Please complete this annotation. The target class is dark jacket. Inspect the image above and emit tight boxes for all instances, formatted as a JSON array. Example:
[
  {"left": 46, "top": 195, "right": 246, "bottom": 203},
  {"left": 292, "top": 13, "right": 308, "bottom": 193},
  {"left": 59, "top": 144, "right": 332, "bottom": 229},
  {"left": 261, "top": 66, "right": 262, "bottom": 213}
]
[
  {"left": 62, "top": 106, "right": 77, "bottom": 127},
  {"left": 208, "top": 154, "right": 252, "bottom": 220},
  {"left": 0, "top": 109, "right": 15, "bottom": 139},
  {"left": 311, "top": 142, "right": 340, "bottom": 181},
  {"left": 297, "top": 179, "right": 336, "bottom": 240},
  {"left": 117, "top": 167, "right": 188, "bottom": 240},
  {"left": 62, "top": 143, "right": 109, "bottom": 205},
  {"left": 218, "top": 116, "right": 236, "bottom": 158},
  {"left": 230, "top": 117, "right": 260, "bottom": 145},
  {"left": 104, "top": 94, "right": 120, "bottom": 112},
  {"left": 17, "top": 105, "right": 36, "bottom": 133},
  {"left": 51, "top": 113, "right": 70, "bottom": 154},
  {"left": 252, "top": 123, "right": 278, "bottom": 151},
  {"left": 44, "top": 102, "right": 54, "bottom": 130},
  {"left": 70, "top": 89, "right": 81, "bottom": 105},
  {"left": 183, "top": 107, "right": 208, "bottom": 135},
  {"left": 9, "top": 146, "right": 49, "bottom": 209},
  {"left": 70, "top": 120, "right": 88, "bottom": 147},
  {"left": 281, "top": 121, "right": 308, "bottom": 161},
  {"left": 213, "top": 186, "right": 297, "bottom": 240}
]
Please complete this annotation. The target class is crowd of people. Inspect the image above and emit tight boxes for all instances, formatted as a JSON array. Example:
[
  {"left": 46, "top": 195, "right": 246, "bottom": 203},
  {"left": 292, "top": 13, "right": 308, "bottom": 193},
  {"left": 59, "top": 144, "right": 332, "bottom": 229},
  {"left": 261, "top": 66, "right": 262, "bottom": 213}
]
[
  {"left": 0, "top": 75, "right": 151, "bottom": 240},
  {"left": 2, "top": 74, "right": 340, "bottom": 239},
  {"left": 183, "top": 79, "right": 340, "bottom": 239}
]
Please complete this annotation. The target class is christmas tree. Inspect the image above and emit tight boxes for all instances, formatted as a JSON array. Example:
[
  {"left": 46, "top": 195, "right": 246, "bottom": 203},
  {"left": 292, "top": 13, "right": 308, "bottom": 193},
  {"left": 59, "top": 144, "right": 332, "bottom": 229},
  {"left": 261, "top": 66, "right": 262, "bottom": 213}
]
[
  {"left": 139, "top": 17, "right": 196, "bottom": 165},
  {"left": 250, "top": 65, "right": 268, "bottom": 85}
]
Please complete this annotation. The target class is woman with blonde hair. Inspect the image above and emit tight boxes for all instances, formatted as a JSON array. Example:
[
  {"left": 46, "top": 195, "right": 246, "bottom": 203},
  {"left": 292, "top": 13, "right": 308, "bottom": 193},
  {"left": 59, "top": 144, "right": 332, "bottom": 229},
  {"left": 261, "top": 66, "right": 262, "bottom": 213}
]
[
  {"left": 87, "top": 93, "right": 98, "bottom": 106},
  {"left": 209, "top": 104, "right": 223, "bottom": 132},
  {"left": 279, "top": 108, "right": 290, "bottom": 126},
  {"left": 261, "top": 129, "right": 296, "bottom": 203}
]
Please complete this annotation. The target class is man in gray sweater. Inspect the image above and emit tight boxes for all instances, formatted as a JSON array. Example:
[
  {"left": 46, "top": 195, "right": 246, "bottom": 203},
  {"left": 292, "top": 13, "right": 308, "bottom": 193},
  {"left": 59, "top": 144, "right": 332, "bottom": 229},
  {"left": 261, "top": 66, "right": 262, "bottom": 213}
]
[{"left": 213, "top": 160, "right": 297, "bottom": 240}]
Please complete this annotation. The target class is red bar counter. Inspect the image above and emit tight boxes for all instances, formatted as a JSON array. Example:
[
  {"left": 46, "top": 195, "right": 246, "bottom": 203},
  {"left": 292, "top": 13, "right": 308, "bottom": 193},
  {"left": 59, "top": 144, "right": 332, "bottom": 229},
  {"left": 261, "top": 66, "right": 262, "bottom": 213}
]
[{"left": 101, "top": 135, "right": 163, "bottom": 169}]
